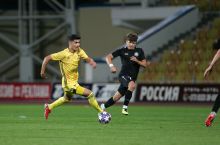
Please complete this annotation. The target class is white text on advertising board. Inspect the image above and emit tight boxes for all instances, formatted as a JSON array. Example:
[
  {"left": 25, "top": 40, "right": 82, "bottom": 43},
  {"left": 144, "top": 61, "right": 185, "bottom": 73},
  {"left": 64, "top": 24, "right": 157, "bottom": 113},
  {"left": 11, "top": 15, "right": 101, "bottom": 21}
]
[
  {"left": 183, "top": 93, "right": 218, "bottom": 102},
  {"left": 0, "top": 85, "right": 14, "bottom": 98},
  {"left": 140, "top": 86, "right": 180, "bottom": 101},
  {"left": 21, "top": 85, "right": 49, "bottom": 98}
]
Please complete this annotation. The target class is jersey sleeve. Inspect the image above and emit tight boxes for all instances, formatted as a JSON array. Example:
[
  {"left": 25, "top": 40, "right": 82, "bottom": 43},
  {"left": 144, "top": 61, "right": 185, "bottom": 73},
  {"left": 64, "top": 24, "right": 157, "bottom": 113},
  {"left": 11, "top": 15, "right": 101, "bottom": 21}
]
[
  {"left": 51, "top": 50, "right": 65, "bottom": 61},
  {"left": 139, "top": 48, "right": 146, "bottom": 61},
  {"left": 111, "top": 49, "right": 122, "bottom": 58},
  {"left": 79, "top": 48, "right": 89, "bottom": 60}
]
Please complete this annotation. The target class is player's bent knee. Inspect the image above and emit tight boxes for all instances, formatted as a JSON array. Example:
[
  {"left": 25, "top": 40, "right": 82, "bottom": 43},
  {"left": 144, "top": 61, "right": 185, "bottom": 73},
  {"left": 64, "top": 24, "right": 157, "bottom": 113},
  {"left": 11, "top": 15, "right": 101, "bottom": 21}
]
[
  {"left": 63, "top": 96, "right": 70, "bottom": 102},
  {"left": 87, "top": 92, "right": 94, "bottom": 99},
  {"left": 128, "top": 83, "right": 136, "bottom": 91},
  {"left": 65, "top": 93, "right": 72, "bottom": 101},
  {"left": 129, "top": 86, "right": 135, "bottom": 91}
]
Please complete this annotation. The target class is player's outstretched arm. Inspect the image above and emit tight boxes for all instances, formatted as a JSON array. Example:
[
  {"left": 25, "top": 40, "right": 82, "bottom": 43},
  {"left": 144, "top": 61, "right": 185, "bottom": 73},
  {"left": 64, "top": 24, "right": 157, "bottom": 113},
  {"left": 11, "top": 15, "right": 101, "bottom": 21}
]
[
  {"left": 139, "top": 59, "right": 148, "bottom": 68},
  {"left": 130, "top": 56, "right": 148, "bottom": 68},
  {"left": 106, "top": 53, "right": 117, "bottom": 73},
  {"left": 85, "top": 57, "right": 96, "bottom": 69},
  {"left": 40, "top": 55, "right": 52, "bottom": 79},
  {"left": 204, "top": 49, "right": 220, "bottom": 78}
]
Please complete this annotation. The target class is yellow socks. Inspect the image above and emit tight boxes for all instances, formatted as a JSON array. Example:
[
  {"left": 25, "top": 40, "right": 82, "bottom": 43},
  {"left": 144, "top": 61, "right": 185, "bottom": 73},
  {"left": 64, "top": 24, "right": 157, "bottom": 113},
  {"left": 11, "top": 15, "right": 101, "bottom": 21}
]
[
  {"left": 88, "top": 93, "right": 103, "bottom": 113},
  {"left": 48, "top": 97, "right": 69, "bottom": 110},
  {"left": 48, "top": 93, "right": 102, "bottom": 113}
]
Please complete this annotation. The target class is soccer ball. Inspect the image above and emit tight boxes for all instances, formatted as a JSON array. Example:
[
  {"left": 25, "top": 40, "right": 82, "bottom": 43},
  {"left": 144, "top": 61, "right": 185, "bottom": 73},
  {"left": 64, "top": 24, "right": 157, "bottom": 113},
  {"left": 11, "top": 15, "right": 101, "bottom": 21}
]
[{"left": 98, "top": 111, "right": 111, "bottom": 124}]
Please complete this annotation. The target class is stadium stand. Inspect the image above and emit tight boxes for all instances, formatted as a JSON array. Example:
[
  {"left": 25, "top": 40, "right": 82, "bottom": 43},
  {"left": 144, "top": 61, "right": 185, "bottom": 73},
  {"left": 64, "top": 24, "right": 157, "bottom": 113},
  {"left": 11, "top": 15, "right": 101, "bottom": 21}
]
[
  {"left": 0, "top": 0, "right": 219, "bottom": 83},
  {"left": 138, "top": 0, "right": 220, "bottom": 83}
]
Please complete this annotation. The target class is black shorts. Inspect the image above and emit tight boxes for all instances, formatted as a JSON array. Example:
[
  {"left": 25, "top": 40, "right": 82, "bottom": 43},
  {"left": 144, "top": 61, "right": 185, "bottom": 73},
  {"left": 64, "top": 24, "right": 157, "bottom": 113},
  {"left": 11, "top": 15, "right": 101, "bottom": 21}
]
[{"left": 118, "top": 75, "right": 134, "bottom": 96}]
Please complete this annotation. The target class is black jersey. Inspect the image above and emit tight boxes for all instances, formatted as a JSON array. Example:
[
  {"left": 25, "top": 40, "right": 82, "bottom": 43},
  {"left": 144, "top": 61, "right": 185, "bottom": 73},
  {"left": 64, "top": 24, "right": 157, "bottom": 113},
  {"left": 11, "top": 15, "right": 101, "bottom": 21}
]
[{"left": 112, "top": 47, "right": 146, "bottom": 80}]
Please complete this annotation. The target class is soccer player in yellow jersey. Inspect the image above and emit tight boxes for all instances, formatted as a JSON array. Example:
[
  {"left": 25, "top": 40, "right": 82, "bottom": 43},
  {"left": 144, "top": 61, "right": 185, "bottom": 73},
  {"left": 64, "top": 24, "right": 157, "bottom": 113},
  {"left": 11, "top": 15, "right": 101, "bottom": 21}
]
[{"left": 40, "top": 34, "right": 103, "bottom": 120}]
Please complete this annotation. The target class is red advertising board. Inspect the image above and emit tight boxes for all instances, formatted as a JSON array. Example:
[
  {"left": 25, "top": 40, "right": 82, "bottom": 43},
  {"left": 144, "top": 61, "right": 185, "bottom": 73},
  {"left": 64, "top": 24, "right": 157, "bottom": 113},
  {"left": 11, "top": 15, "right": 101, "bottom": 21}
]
[{"left": 0, "top": 83, "right": 51, "bottom": 99}]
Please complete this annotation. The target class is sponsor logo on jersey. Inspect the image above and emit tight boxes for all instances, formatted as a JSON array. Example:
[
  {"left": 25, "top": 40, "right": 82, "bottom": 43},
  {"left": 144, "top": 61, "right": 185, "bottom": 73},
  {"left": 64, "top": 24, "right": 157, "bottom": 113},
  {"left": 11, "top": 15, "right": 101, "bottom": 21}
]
[{"left": 134, "top": 52, "right": 139, "bottom": 57}]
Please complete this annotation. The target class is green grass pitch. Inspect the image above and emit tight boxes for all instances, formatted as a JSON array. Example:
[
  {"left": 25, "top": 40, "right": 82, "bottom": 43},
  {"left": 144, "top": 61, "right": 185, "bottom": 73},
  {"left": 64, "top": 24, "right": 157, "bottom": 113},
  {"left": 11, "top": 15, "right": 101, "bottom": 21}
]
[{"left": 0, "top": 104, "right": 219, "bottom": 145}]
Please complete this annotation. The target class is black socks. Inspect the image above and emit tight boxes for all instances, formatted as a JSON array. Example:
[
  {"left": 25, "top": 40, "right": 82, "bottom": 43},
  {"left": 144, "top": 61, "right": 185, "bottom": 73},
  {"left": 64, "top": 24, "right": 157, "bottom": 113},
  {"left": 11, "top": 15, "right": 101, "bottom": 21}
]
[
  {"left": 212, "top": 95, "right": 220, "bottom": 113},
  {"left": 104, "top": 97, "right": 115, "bottom": 108},
  {"left": 124, "top": 90, "right": 132, "bottom": 106}
]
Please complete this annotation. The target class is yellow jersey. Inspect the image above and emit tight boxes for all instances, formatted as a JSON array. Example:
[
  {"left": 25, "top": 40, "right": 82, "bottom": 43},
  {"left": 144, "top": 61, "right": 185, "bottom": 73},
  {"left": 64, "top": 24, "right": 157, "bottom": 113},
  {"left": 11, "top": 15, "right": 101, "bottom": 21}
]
[{"left": 51, "top": 48, "right": 88, "bottom": 89}]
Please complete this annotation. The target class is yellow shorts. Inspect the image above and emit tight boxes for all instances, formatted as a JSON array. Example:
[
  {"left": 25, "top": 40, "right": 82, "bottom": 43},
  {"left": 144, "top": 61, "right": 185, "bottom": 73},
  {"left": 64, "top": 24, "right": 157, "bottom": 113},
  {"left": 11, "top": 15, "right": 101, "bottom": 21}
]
[{"left": 63, "top": 85, "right": 85, "bottom": 97}]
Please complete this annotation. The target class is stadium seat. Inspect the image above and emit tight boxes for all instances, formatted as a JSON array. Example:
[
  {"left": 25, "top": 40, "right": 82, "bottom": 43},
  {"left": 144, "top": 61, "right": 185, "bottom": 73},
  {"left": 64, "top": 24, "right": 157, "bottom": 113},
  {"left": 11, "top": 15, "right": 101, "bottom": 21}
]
[
  {"left": 207, "top": 28, "right": 219, "bottom": 39},
  {"left": 196, "top": 27, "right": 208, "bottom": 41},
  {"left": 211, "top": 0, "right": 220, "bottom": 11},
  {"left": 197, "top": 0, "right": 210, "bottom": 11},
  {"left": 213, "top": 18, "right": 220, "bottom": 29}
]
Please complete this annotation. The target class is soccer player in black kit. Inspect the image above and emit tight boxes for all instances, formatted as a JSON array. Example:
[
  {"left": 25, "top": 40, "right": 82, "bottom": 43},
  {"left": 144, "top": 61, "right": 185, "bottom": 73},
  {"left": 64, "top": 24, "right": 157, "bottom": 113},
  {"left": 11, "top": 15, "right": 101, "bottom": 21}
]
[{"left": 101, "top": 33, "right": 148, "bottom": 115}]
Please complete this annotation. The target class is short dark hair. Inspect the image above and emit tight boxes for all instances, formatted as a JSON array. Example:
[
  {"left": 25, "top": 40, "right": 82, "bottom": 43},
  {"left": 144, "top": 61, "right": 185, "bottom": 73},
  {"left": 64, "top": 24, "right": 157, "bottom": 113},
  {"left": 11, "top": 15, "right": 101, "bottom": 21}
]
[
  {"left": 125, "top": 32, "right": 138, "bottom": 42},
  {"left": 68, "top": 34, "right": 81, "bottom": 41}
]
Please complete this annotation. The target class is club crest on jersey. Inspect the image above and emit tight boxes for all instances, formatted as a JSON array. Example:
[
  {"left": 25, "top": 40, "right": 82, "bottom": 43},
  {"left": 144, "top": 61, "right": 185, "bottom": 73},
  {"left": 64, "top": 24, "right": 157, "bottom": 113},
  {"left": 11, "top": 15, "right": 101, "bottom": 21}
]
[{"left": 134, "top": 52, "right": 139, "bottom": 57}]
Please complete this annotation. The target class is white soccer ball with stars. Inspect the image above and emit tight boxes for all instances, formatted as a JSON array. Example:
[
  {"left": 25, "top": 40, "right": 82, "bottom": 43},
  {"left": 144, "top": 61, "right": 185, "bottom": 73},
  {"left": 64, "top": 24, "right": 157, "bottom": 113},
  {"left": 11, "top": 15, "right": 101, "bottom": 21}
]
[{"left": 98, "top": 111, "right": 111, "bottom": 124}]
